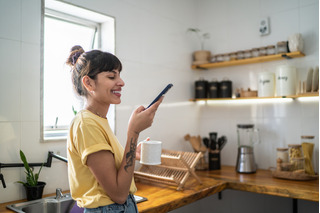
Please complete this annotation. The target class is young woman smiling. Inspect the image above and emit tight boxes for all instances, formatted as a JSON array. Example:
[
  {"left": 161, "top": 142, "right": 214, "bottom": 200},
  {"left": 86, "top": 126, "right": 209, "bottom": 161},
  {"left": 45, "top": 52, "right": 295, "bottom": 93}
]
[{"left": 66, "top": 45, "right": 163, "bottom": 213}]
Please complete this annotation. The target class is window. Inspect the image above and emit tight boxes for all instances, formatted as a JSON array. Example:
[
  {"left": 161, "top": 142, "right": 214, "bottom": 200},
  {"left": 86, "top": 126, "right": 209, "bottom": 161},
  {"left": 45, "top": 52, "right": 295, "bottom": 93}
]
[{"left": 42, "top": 0, "right": 115, "bottom": 141}]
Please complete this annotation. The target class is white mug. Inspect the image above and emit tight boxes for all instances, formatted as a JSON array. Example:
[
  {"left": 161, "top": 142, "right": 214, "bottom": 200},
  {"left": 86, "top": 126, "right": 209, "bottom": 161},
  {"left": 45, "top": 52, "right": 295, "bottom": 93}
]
[
  {"left": 276, "top": 65, "right": 297, "bottom": 96},
  {"left": 258, "top": 72, "right": 275, "bottom": 97},
  {"left": 139, "top": 140, "right": 162, "bottom": 165}
]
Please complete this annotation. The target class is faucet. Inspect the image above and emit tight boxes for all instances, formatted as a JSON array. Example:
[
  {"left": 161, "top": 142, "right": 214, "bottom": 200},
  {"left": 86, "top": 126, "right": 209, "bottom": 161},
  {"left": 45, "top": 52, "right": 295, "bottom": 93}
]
[
  {"left": 55, "top": 188, "right": 64, "bottom": 199},
  {"left": 0, "top": 151, "right": 68, "bottom": 188},
  {"left": 0, "top": 173, "right": 6, "bottom": 188}
]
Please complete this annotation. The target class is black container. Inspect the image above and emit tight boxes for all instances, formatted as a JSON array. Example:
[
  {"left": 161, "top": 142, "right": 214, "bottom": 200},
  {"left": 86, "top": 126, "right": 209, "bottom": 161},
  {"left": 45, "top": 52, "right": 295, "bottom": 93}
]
[
  {"left": 219, "top": 80, "right": 232, "bottom": 98},
  {"left": 208, "top": 81, "right": 219, "bottom": 98},
  {"left": 195, "top": 79, "right": 208, "bottom": 98},
  {"left": 24, "top": 182, "right": 46, "bottom": 201},
  {"left": 209, "top": 150, "right": 220, "bottom": 170}
]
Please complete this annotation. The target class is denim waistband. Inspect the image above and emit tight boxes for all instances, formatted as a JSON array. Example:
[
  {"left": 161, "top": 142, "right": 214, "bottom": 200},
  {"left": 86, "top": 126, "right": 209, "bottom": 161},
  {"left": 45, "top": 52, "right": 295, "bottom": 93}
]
[{"left": 84, "top": 194, "right": 138, "bottom": 213}]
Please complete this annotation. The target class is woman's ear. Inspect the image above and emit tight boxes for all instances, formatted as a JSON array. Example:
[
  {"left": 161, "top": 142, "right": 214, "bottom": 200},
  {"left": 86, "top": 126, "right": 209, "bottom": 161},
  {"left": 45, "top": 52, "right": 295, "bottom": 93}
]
[{"left": 82, "top": 75, "right": 95, "bottom": 93}]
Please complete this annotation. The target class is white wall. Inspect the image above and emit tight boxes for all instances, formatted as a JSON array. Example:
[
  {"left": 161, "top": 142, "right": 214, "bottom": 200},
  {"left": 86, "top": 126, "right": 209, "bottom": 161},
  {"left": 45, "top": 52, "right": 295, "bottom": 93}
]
[{"left": 0, "top": 0, "right": 318, "bottom": 212}]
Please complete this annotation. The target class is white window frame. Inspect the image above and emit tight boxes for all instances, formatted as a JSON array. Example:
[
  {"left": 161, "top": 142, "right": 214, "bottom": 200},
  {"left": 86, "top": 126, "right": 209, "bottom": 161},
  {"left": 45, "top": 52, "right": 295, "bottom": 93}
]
[{"left": 41, "top": 0, "right": 116, "bottom": 142}]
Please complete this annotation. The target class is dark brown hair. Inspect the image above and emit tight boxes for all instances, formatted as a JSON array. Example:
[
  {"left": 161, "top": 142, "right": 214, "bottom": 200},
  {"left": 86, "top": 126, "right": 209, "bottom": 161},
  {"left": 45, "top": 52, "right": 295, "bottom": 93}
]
[{"left": 66, "top": 45, "right": 122, "bottom": 97}]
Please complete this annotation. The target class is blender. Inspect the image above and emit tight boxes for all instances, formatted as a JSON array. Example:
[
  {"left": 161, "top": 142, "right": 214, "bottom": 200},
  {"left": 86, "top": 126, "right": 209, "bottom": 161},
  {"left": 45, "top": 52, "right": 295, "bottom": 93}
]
[{"left": 236, "top": 124, "right": 260, "bottom": 173}]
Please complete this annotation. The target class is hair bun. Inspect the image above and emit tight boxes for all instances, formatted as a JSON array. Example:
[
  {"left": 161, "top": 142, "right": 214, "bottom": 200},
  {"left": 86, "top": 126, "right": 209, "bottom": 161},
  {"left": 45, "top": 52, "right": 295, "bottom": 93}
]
[
  {"left": 66, "top": 45, "right": 85, "bottom": 66},
  {"left": 71, "top": 51, "right": 82, "bottom": 65}
]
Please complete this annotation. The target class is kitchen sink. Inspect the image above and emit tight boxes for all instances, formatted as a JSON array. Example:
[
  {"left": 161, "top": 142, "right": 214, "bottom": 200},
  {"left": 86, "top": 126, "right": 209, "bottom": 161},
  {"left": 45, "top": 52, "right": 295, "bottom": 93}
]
[{"left": 6, "top": 193, "right": 75, "bottom": 213}]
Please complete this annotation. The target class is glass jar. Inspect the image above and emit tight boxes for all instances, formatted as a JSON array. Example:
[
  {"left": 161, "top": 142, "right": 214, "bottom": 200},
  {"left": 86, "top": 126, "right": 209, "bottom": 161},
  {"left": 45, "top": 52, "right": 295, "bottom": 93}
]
[
  {"left": 223, "top": 53, "right": 230, "bottom": 61},
  {"left": 244, "top": 50, "right": 252, "bottom": 59},
  {"left": 301, "top": 135, "right": 315, "bottom": 175},
  {"left": 277, "top": 148, "right": 289, "bottom": 163},
  {"left": 288, "top": 144, "right": 302, "bottom": 161},
  {"left": 229, "top": 52, "right": 237, "bottom": 60},
  {"left": 277, "top": 41, "right": 288, "bottom": 54},
  {"left": 258, "top": 46, "right": 267, "bottom": 56},
  {"left": 301, "top": 135, "right": 314, "bottom": 144},
  {"left": 216, "top": 54, "right": 224, "bottom": 62},
  {"left": 251, "top": 48, "right": 259, "bottom": 57},
  {"left": 291, "top": 157, "right": 305, "bottom": 171},
  {"left": 210, "top": 55, "right": 217, "bottom": 63},
  {"left": 267, "top": 45, "right": 276, "bottom": 55},
  {"left": 236, "top": 51, "right": 244, "bottom": 60}
]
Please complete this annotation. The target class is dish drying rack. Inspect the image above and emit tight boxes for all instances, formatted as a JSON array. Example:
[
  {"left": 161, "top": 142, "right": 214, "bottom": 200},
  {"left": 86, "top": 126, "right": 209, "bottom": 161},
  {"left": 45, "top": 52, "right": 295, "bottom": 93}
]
[{"left": 134, "top": 149, "right": 203, "bottom": 190}]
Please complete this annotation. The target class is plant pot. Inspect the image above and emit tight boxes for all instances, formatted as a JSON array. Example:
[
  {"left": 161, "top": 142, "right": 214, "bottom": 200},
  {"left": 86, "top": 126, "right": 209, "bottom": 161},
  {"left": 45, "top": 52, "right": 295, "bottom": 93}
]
[
  {"left": 193, "top": 50, "right": 211, "bottom": 65},
  {"left": 24, "top": 181, "right": 46, "bottom": 201}
]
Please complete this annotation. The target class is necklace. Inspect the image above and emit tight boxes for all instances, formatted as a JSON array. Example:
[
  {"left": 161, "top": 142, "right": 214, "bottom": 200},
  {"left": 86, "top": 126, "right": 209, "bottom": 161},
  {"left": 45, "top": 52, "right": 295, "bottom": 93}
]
[{"left": 86, "top": 107, "right": 107, "bottom": 119}]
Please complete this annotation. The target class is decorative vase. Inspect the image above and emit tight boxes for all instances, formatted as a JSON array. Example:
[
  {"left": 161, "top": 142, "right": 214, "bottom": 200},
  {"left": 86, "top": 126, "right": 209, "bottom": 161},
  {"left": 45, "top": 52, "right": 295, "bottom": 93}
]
[
  {"left": 193, "top": 50, "right": 211, "bottom": 65},
  {"left": 24, "top": 181, "right": 46, "bottom": 201}
]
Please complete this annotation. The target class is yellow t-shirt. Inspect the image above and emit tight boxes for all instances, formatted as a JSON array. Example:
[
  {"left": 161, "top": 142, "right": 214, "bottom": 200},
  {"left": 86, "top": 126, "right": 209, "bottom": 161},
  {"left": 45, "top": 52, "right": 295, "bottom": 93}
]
[{"left": 67, "top": 110, "right": 137, "bottom": 208}]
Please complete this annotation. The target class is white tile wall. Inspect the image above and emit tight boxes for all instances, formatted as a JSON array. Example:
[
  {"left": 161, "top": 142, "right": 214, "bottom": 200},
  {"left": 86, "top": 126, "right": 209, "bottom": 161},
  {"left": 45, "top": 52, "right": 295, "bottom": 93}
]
[{"left": 0, "top": 1, "right": 318, "bottom": 212}]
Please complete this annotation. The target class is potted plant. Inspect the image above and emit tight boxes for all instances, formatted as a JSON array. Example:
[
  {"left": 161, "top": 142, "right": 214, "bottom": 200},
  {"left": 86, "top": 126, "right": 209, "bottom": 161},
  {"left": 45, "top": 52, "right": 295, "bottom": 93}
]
[
  {"left": 17, "top": 150, "right": 46, "bottom": 201},
  {"left": 187, "top": 28, "right": 211, "bottom": 65}
]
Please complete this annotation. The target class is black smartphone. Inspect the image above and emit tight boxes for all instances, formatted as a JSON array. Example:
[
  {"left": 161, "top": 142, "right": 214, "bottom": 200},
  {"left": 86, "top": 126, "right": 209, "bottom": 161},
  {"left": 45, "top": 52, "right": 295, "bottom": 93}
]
[
  {"left": 146, "top": 83, "right": 173, "bottom": 109},
  {"left": 134, "top": 195, "right": 148, "bottom": 203}
]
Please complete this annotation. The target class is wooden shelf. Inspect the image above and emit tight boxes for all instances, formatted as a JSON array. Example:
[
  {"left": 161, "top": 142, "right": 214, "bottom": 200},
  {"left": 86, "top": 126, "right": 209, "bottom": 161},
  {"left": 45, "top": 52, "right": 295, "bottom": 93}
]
[
  {"left": 191, "top": 51, "right": 305, "bottom": 69},
  {"left": 189, "top": 92, "right": 319, "bottom": 102}
]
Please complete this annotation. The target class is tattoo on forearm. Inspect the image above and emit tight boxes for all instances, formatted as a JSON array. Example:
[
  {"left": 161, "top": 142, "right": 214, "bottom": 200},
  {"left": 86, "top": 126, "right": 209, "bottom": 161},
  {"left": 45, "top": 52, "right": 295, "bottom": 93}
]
[{"left": 124, "top": 137, "right": 137, "bottom": 172}]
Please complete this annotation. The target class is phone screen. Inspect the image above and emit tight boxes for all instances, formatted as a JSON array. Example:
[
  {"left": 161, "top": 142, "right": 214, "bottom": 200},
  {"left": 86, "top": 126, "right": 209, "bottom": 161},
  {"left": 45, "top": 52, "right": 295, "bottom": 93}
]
[{"left": 146, "top": 83, "right": 173, "bottom": 109}]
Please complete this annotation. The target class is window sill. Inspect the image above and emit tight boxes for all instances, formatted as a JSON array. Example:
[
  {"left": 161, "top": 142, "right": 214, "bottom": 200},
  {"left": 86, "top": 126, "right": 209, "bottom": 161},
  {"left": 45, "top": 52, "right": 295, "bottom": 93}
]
[{"left": 43, "top": 129, "right": 68, "bottom": 142}]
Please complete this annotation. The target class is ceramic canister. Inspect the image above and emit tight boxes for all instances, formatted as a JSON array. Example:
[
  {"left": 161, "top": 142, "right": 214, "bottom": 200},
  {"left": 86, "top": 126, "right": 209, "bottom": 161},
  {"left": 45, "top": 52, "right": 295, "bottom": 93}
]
[
  {"left": 258, "top": 72, "right": 275, "bottom": 97},
  {"left": 276, "top": 65, "right": 297, "bottom": 96}
]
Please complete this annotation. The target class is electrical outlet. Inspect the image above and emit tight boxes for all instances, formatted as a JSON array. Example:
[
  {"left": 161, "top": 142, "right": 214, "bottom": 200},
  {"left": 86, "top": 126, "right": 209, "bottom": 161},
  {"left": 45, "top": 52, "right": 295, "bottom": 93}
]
[{"left": 259, "top": 17, "right": 270, "bottom": 36}]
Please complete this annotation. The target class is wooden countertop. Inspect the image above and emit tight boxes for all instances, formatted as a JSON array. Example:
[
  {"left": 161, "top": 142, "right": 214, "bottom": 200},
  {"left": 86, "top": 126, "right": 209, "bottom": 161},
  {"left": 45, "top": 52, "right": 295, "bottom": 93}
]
[
  {"left": 135, "top": 166, "right": 318, "bottom": 213},
  {"left": 0, "top": 166, "right": 318, "bottom": 213}
]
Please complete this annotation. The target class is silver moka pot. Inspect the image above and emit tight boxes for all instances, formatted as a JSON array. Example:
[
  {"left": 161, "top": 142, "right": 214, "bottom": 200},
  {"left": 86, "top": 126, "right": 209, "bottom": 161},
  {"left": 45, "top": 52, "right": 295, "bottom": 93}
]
[{"left": 236, "top": 124, "right": 260, "bottom": 173}]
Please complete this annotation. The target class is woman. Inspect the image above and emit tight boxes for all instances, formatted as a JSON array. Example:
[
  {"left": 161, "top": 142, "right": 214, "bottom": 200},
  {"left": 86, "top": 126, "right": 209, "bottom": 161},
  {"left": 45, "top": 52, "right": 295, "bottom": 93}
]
[{"left": 66, "top": 45, "right": 163, "bottom": 213}]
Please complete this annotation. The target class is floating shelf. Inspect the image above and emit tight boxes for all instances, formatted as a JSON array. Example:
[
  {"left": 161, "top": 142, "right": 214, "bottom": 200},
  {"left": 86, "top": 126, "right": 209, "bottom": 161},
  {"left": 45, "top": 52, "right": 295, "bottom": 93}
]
[
  {"left": 189, "top": 92, "right": 319, "bottom": 102},
  {"left": 191, "top": 51, "right": 305, "bottom": 69}
]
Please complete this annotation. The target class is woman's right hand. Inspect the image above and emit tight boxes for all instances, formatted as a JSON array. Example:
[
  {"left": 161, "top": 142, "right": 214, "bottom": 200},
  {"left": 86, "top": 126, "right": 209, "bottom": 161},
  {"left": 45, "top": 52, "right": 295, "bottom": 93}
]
[{"left": 127, "top": 96, "right": 163, "bottom": 135}]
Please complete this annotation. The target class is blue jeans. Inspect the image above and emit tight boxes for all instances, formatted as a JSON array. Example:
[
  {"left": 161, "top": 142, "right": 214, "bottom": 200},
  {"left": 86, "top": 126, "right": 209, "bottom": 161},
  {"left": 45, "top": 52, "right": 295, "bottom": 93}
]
[{"left": 84, "top": 194, "right": 138, "bottom": 213}]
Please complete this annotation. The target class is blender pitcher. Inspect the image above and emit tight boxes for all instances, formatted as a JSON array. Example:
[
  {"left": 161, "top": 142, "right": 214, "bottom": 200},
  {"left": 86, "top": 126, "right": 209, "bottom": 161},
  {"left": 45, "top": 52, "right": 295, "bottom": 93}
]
[{"left": 236, "top": 124, "right": 260, "bottom": 173}]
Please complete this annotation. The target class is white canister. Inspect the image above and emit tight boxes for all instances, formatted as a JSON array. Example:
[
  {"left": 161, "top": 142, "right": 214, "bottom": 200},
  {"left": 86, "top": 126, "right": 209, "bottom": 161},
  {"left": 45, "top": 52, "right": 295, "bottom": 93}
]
[
  {"left": 276, "top": 65, "right": 297, "bottom": 96},
  {"left": 258, "top": 72, "right": 275, "bottom": 97}
]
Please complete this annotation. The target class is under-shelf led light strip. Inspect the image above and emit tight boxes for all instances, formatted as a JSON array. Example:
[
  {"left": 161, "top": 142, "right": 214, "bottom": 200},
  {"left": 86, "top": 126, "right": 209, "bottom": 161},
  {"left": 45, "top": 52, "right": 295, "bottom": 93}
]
[
  {"left": 296, "top": 96, "right": 319, "bottom": 102},
  {"left": 204, "top": 98, "right": 294, "bottom": 105}
]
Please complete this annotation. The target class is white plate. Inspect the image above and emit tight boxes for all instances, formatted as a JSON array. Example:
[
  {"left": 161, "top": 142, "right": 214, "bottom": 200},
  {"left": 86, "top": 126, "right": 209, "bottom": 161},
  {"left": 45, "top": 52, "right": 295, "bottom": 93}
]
[
  {"left": 306, "top": 68, "right": 313, "bottom": 92},
  {"left": 312, "top": 66, "right": 319, "bottom": 92}
]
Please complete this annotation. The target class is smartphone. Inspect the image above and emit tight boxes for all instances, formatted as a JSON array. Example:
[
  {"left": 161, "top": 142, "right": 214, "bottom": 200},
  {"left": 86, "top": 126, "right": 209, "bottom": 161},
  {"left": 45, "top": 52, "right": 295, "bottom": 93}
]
[
  {"left": 146, "top": 83, "right": 173, "bottom": 109},
  {"left": 134, "top": 195, "right": 148, "bottom": 203}
]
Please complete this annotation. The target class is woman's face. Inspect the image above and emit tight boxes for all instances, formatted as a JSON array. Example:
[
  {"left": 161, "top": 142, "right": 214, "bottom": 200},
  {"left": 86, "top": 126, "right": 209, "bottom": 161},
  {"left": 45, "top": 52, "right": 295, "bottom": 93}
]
[{"left": 91, "top": 70, "right": 124, "bottom": 105}]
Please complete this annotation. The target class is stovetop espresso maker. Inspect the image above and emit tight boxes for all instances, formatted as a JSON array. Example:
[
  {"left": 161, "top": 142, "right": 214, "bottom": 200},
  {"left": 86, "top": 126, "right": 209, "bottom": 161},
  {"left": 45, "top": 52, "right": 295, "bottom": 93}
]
[{"left": 236, "top": 124, "right": 260, "bottom": 173}]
